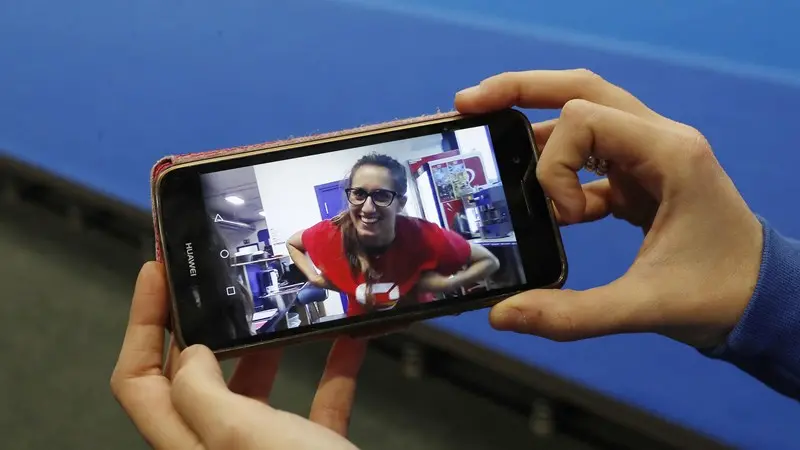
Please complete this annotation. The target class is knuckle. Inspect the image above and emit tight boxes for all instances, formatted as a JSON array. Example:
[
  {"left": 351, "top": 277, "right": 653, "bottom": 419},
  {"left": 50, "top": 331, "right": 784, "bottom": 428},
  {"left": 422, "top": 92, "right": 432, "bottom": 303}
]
[
  {"left": 679, "top": 127, "right": 714, "bottom": 163},
  {"left": 480, "top": 71, "right": 526, "bottom": 93},
  {"left": 538, "top": 302, "right": 580, "bottom": 342},
  {"left": 688, "top": 129, "right": 712, "bottom": 153},
  {"left": 534, "top": 158, "right": 548, "bottom": 179},
  {"left": 560, "top": 98, "right": 592, "bottom": 119},
  {"left": 493, "top": 70, "right": 523, "bottom": 81},
  {"left": 109, "top": 373, "right": 124, "bottom": 399},
  {"left": 559, "top": 99, "right": 598, "bottom": 128},
  {"left": 571, "top": 67, "right": 604, "bottom": 83},
  {"left": 513, "top": 302, "right": 579, "bottom": 342},
  {"left": 570, "top": 68, "right": 607, "bottom": 96},
  {"left": 534, "top": 157, "right": 559, "bottom": 189},
  {"left": 315, "top": 404, "right": 352, "bottom": 429},
  {"left": 480, "top": 70, "right": 514, "bottom": 86}
]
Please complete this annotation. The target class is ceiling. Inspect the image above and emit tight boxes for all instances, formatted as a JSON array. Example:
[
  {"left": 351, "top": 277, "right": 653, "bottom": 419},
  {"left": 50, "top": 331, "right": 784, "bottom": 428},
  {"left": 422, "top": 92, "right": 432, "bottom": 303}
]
[{"left": 200, "top": 166, "right": 265, "bottom": 224}]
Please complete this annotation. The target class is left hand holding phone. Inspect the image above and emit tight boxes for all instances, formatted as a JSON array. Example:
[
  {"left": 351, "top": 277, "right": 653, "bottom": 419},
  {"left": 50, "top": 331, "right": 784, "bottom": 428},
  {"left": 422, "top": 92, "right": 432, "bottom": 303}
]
[{"left": 111, "top": 262, "right": 363, "bottom": 450}]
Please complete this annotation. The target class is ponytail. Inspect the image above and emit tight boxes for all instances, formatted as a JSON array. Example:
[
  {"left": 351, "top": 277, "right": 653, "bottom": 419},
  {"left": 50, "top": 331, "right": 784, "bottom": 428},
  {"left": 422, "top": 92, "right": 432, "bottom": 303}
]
[{"left": 331, "top": 209, "right": 369, "bottom": 279}]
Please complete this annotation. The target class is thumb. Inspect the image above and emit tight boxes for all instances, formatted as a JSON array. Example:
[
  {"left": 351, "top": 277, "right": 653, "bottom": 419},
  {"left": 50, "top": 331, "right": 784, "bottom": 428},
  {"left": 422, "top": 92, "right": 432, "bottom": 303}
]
[
  {"left": 490, "top": 279, "right": 655, "bottom": 341},
  {"left": 173, "top": 344, "right": 227, "bottom": 387},
  {"left": 171, "top": 345, "right": 242, "bottom": 442}
]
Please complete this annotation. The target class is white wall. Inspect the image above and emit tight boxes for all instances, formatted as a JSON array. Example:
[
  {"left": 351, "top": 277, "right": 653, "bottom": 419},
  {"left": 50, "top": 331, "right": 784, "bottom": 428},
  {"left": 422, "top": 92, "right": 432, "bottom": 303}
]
[
  {"left": 455, "top": 126, "right": 499, "bottom": 183},
  {"left": 254, "top": 133, "right": 443, "bottom": 316}
]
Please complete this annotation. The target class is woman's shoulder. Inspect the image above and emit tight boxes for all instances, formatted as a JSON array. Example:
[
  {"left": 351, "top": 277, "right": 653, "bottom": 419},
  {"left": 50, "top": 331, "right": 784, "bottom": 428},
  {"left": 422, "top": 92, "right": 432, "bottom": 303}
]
[
  {"left": 303, "top": 219, "right": 341, "bottom": 242},
  {"left": 310, "top": 218, "right": 338, "bottom": 231},
  {"left": 397, "top": 215, "right": 427, "bottom": 229},
  {"left": 396, "top": 216, "right": 469, "bottom": 261},
  {"left": 397, "top": 216, "right": 448, "bottom": 238}
]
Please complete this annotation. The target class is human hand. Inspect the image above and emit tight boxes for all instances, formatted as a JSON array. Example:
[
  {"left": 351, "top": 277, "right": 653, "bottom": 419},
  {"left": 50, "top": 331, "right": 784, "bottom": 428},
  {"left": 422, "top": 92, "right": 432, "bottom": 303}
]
[
  {"left": 416, "top": 271, "right": 454, "bottom": 293},
  {"left": 455, "top": 69, "right": 763, "bottom": 349},
  {"left": 111, "top": 262, "right": 364, "bottom": 450},
  {"left": 310, "top": 272, "right": 338, "bottom": 291}
]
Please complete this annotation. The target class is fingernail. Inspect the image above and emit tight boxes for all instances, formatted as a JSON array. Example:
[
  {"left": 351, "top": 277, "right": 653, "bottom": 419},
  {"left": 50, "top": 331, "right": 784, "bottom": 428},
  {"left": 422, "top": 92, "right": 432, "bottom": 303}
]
[
  {"left": 491, "top": 306, "right": 523, "bottom": 330},
  {"left": 456, "top": 85, "right": 480, "bottom": 97},
  {"left": 134, "top": 262, "right": 153, "bottom": 287}
]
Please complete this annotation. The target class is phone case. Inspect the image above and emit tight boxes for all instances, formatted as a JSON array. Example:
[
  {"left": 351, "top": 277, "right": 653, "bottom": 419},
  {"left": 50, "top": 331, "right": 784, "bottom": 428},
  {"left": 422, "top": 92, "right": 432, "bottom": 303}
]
[{"left": 149, "top": 110, "right": 461, "bottom": 264}]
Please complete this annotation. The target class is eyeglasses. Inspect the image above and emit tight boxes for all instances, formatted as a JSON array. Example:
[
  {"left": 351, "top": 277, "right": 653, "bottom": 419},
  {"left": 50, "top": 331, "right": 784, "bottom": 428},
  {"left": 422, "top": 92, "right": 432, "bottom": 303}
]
[{"left": 345, "top": 188, "right": 398, "bottom": 207}]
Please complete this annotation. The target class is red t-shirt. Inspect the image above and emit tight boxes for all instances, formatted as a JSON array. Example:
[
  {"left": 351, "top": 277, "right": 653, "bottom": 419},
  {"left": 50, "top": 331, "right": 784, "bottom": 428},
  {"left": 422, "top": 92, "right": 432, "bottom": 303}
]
[{"left": 301, "top": 216, "right": 472, "bottom": 316}]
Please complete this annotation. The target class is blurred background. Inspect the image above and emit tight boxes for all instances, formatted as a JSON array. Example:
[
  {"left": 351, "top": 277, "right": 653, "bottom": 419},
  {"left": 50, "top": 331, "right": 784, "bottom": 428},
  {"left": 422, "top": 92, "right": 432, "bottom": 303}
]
[{"left": 1, "top": 1, "right": 799, "bottom": 449}]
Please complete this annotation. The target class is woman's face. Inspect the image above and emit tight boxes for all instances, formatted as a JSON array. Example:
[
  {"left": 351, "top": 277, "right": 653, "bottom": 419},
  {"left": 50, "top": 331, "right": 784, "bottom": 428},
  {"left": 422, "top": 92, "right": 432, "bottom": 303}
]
[{"left": 348, "top": 164, "right": 405, "bottom": 247}]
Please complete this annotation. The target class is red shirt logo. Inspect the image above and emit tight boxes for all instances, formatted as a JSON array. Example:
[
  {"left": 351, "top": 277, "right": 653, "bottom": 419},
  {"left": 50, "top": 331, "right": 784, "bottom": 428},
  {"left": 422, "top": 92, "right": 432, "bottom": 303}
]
[{"left": 302, "top": 216, "right": 471, "bottom": 316}]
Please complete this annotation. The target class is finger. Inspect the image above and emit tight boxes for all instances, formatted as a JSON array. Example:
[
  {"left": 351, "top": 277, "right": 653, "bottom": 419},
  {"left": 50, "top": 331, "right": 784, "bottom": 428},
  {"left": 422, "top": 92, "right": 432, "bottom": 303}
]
[
  {"left": 175, "top": 345, "right": 357, "bottom": 450},
  {"left": 164, "top": 335, "right": 182, "bottom": 380},
  {"left": 532, "top": 119, "right": 557, "bottom": 154},
  {"left": 171, "top": 345, "right": 256, "bottom": 445},
  {"left": 309, "top": 337, "right": 368, "bottom": 436},
  {"left": 489, "top": 277, "right": 659, "bottom": 341},
  {"left": 552, "top": 179, "right": 613, "bottom": 226},
  {"left": 536, "top": 99, "right": 673, "bottom": 224},
  {"left": 227, "top": 347, "right": 284, "bottom": 402},
  {"left": 112, "top": 261, "right": 170, "bottom": 382},
  {"left": 111, "top": 262, "right": 199, "bottom": 449},
  {"left": 455, "top": 69, "right": 658, "bottom": 119}
]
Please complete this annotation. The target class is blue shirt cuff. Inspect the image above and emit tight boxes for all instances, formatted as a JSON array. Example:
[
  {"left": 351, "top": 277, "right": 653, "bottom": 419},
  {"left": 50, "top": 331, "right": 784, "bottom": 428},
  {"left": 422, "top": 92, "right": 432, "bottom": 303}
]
[{"left": 701, "top": 216, "right": 800, "bottom": 399}]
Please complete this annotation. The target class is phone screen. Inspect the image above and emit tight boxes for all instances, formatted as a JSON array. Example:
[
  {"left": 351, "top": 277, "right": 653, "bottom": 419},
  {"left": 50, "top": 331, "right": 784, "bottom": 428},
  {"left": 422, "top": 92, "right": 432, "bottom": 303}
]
[{"left": 157, "top": 110, "right": 566, "bottom": 352}]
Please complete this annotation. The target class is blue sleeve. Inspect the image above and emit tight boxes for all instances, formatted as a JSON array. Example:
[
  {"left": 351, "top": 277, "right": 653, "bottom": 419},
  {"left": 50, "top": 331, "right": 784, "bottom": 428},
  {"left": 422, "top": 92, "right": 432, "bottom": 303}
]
[{"left": 701, "top": 216, "right": 800, "bottom": 400}]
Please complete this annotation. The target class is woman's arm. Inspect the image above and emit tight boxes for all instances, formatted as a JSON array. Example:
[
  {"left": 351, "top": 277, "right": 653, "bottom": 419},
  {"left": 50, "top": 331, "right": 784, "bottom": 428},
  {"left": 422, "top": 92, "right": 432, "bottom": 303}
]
[
  {"left": 286, "top": 230, "right": 328, "bottom": 288},
  {"left": 450, "top": 243, "right": 500, "bottom": 289},
  {"left": 417, "top": 243, "right": 500, "bottom": 293}
]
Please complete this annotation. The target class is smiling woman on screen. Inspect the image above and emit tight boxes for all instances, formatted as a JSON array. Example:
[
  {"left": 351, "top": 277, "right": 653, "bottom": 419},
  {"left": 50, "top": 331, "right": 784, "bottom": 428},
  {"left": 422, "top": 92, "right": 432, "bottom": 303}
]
[{"left": 286, "top": 153, "right": 500, "bottom": 316}]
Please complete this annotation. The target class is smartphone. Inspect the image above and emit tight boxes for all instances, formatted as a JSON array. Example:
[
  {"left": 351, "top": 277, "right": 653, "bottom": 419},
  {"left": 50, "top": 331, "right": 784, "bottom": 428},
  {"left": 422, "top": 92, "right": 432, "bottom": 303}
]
[{"left": 153, "top": 108, "right": 567, "bottom": 358}]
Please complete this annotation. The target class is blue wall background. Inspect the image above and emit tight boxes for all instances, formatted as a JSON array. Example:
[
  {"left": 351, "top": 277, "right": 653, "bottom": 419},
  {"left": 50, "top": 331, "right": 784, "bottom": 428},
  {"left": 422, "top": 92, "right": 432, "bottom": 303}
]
[
  {"left": 343, "top": 0, "right": 800, "bottom": 74},
  {"left": 2, "top": 1, "right": 799, "bottom": 448}
]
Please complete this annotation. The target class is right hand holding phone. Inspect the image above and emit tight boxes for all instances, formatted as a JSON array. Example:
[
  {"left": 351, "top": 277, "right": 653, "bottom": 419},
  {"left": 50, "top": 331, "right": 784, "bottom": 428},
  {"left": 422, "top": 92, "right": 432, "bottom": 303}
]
[{"left": 455, "top": 69, "right": 763, "bottom": 350}]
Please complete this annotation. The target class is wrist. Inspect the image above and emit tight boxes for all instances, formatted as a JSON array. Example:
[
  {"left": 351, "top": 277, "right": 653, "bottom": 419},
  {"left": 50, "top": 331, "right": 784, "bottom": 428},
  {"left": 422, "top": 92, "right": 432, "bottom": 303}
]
[
  {"left": 442, "top": 273, "right": 459, "bottom": 291},
  {"left": 703, "top": 216, "right": 798, "bottom": 356}
]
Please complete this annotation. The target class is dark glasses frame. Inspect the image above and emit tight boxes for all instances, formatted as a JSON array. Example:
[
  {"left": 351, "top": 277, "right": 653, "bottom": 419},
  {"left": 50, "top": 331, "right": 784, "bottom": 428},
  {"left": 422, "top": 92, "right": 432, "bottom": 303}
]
[{"left": 344, "top": 187, "right": 399, "bottom": 207}]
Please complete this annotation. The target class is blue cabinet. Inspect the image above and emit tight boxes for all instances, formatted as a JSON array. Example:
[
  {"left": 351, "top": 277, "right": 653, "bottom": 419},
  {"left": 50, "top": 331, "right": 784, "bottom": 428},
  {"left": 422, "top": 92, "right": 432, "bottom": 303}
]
[
  {"left": 313, "top": 180, "right": 349, "bottom": 313},
  {"left": 314, "top": 180, "right": 346, "bottom": 220}
]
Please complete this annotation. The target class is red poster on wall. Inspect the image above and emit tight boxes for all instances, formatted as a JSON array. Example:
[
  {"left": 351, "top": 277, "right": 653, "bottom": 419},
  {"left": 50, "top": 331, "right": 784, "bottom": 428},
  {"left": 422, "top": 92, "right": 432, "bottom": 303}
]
[
  {"left": 407, "top": 150, "right": 460, "bottom": 176},
  {"left": 440, "top": 199, "right": 464, "bottom": 230},
  {"left": 461, "top": 155, "right": 488, "bottom": 186},
  {"left": 426, "top": 154, "right": 488, "bottom": 230},
  {"left": 428, "top": 154, "right": 488, "bottom": 202}
]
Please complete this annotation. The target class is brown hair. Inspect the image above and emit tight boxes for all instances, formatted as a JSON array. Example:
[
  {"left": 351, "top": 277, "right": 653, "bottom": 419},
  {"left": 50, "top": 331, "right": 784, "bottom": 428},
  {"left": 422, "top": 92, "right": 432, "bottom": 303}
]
[{"left": 331, "top": 153, "right": 408, "bottom": 280}]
